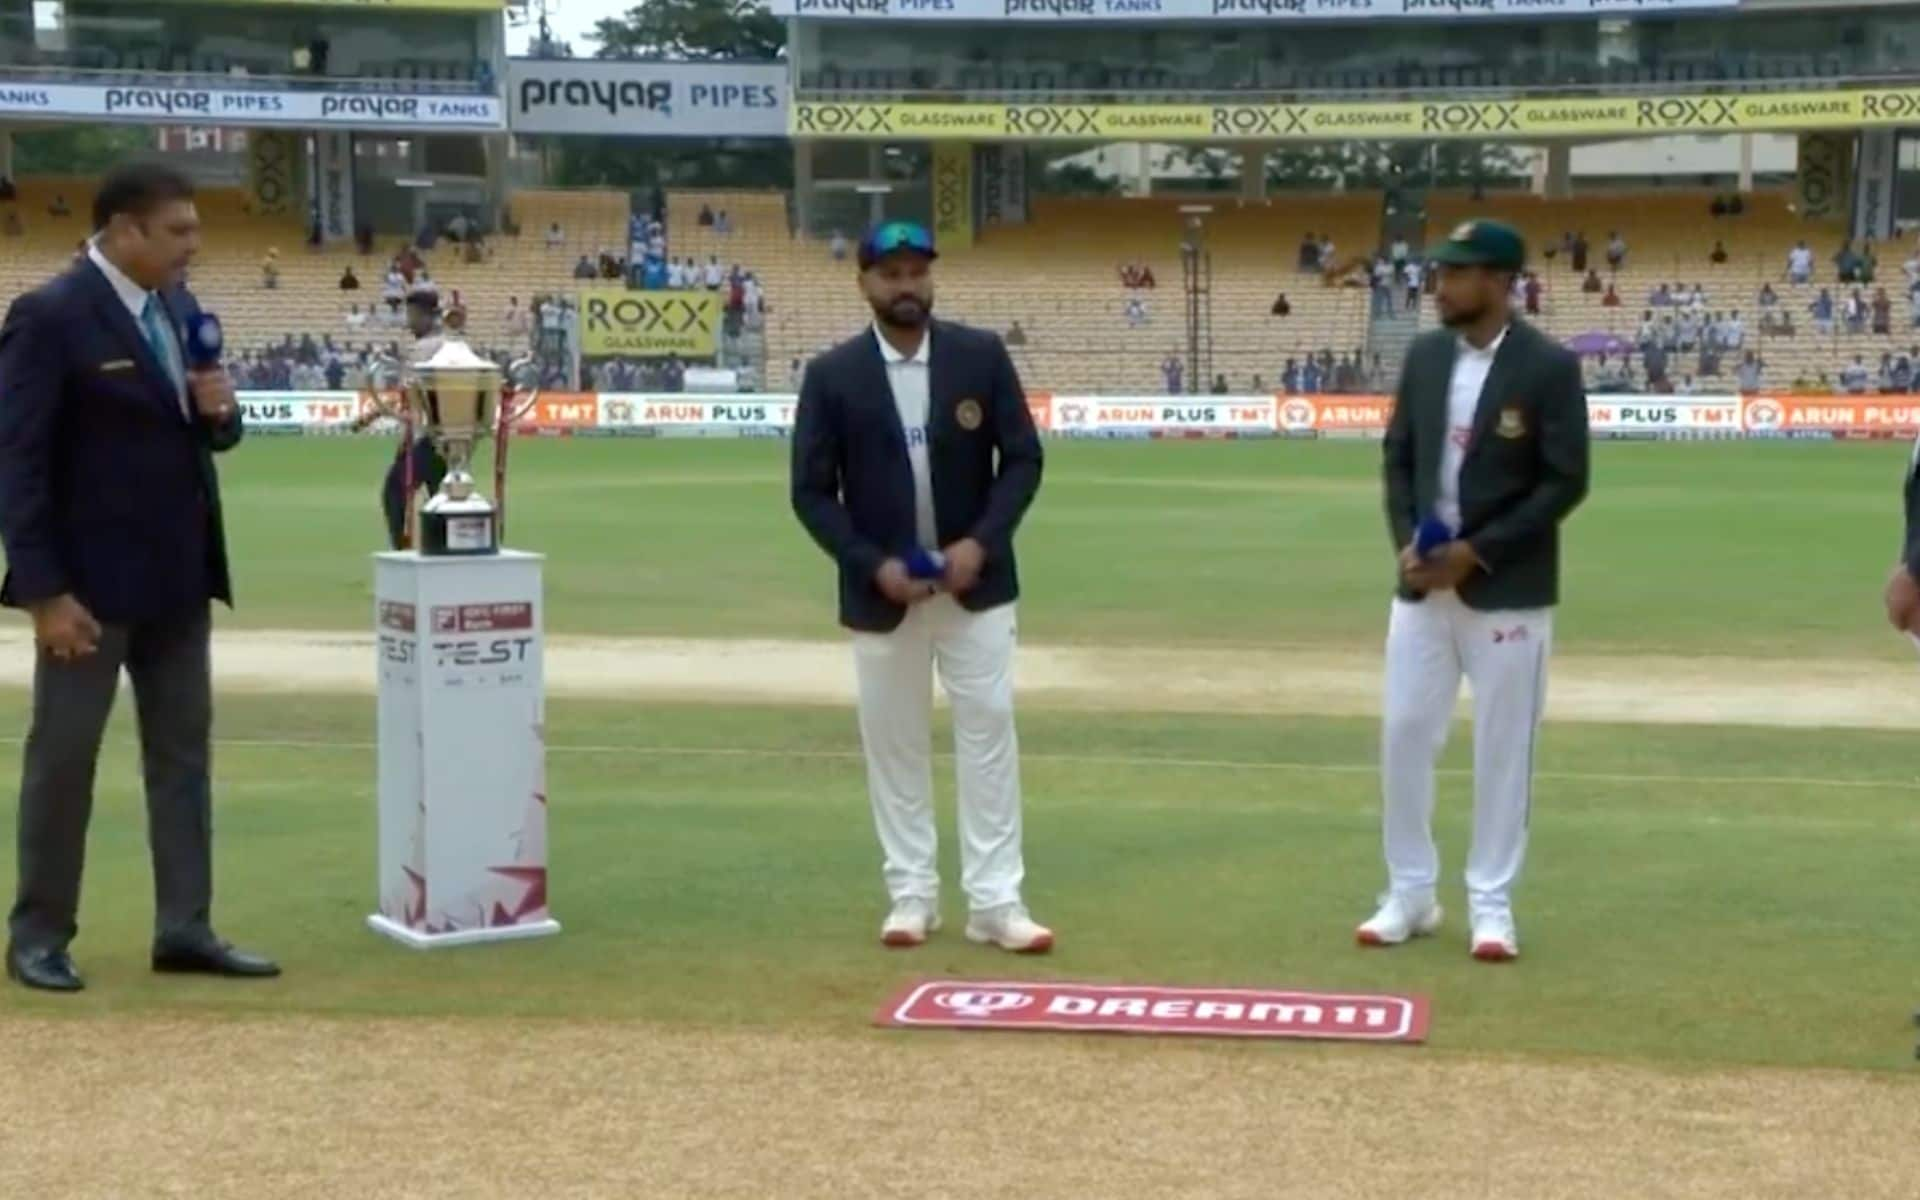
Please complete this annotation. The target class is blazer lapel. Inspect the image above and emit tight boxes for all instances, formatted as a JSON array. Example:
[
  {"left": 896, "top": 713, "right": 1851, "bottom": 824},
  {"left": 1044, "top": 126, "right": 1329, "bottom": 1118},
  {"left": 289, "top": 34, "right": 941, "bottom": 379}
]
[
  {"left": 78, "top": 259, "right": 184, "bottom": 422},
  {"left": 926, "top": 320, "right": 956, "bottom": 434}
]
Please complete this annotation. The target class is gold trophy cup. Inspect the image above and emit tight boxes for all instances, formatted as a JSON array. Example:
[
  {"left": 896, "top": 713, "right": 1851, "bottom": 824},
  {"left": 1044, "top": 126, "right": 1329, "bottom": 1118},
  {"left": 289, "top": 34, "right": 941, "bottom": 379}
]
[{"left": 375, "top": 340, "right": 542, "bottom": 556}]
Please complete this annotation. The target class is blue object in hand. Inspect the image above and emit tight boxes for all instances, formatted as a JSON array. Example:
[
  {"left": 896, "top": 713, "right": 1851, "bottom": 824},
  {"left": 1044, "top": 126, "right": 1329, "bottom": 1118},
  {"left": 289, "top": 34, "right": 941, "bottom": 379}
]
[
  {"left": 1414, "top": 516, "right": 1455, "bottom": 559},
  {"left": 905, "top": 546, "right": 947, "bottom": 581},
  {"left": 184, "top": 312, "right": 223, "bottom": 369}
]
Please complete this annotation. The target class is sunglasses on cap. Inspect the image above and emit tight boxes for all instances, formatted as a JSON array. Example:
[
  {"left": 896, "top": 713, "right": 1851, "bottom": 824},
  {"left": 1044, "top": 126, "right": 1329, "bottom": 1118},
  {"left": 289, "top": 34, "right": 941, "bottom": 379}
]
[{"left": 859, "top": 221, "right": 937, "bottom": 267}]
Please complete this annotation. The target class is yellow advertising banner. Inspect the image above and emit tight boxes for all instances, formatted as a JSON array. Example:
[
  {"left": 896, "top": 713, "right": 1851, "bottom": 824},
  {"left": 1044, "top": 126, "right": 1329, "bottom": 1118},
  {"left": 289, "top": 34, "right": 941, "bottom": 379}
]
[
  {"left": 1796, "top": 131, "right": 1851, "bottom": 222},
  {"left": 580, "top": 289, "right": 721, "bottom": 358},
  {"left": 930, "top": 143, "right": 973, "bottom": 252},
  {"left": 791, "top": 87, "right": 1920, "bottom": 142},
  {"left": 248, "top": 130, "right": 298, "bottom": 218}
]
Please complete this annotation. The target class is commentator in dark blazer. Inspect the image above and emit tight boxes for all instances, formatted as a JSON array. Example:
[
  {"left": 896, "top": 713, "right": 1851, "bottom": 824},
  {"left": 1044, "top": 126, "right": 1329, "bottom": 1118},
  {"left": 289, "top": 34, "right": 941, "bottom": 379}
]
[
  {"left": 791, "top": 288, "right": 1043, "bottom": 632},
  {"left": 1383, "top": 229, "right": 1591, "bottom": 611},
  {"left": 0, "top": 162, "right": 277, "bottom": 992}
]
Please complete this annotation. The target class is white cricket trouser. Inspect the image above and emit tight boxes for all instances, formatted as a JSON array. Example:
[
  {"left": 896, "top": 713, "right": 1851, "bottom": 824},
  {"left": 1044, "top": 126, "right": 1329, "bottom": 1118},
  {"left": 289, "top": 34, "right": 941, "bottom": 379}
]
[
  {"left": 1379, "top": 590, "right": 1552, "bottom": 920},
  {"left": 851, "top": 596, "right": 1026, "bottom": 912}
]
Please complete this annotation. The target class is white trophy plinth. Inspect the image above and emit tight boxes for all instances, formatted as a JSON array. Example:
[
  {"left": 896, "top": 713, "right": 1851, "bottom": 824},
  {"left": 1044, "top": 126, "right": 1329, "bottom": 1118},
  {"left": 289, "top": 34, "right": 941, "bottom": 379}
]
[{"left": 367, "top": 549, "right": 560, "bottom": 949}]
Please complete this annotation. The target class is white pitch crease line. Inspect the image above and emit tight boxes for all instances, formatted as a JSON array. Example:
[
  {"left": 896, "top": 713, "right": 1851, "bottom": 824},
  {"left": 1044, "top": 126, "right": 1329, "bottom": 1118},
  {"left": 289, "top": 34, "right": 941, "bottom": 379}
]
[{"left": 30, "top": 735, "right": 1904, "bottom": 794}]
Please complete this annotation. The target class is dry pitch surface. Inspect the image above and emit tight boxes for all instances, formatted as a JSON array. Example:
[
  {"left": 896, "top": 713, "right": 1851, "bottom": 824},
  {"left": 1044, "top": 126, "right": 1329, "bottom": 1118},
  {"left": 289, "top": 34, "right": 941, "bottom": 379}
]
[{"left": 4, "top": 633, "right": 1918, "bottom": 1198}]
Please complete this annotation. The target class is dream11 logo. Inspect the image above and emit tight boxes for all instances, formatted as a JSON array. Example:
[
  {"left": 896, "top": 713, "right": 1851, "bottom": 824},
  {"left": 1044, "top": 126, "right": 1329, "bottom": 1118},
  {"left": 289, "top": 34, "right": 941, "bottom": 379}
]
[{"left": 933, "top": 989, "right": 1035, "bottom": 1018}]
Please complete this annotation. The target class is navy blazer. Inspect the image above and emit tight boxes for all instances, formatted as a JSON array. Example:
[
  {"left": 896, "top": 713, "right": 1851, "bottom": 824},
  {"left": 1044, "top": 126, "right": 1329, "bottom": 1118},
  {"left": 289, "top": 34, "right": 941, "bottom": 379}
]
[
  {"left": 1382, "top": 319, "right": 1590, "bottom": 611},
  {"left": 0, "top": 258, "right": 243, "bottom": 624},
  {"left": 791, "top": 319, "right": 1043, "bottom": 633}
]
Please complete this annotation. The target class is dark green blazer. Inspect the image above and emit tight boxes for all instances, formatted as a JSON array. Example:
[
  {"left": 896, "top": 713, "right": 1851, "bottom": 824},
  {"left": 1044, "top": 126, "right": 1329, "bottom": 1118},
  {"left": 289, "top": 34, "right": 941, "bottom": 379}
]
[{"left": 1382, "top": 319, "right": 1590, "bottom": 611}]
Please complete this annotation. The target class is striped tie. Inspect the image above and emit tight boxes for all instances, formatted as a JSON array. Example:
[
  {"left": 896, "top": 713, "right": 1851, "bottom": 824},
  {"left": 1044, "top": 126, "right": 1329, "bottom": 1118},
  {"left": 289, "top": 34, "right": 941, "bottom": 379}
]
[{"left": 140, "top": 295, "right": 185, "bottom": 403}]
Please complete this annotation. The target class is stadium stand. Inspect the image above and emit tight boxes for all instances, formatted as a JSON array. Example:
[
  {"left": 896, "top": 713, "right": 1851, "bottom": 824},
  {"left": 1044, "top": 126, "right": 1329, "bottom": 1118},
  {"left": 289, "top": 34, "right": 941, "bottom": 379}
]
[
  {"left": 1422, "top": 188, "right": 1877, "bottom": 393},
  {"left": 668, "top": 189, "right": 1378, "bottom": 394},
  {"left": 0, "top": 171, "right": 1910, "bottom": 396}
]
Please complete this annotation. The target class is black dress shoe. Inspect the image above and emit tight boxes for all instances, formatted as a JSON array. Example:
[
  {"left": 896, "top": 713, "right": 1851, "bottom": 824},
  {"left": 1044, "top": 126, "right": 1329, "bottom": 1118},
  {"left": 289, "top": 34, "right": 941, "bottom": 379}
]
[
  {"left": 151, "top": 939, "right": 281, "bottom": 978},
  {"left": 6, "top": 944, "right": 84, "bottom": 992}
]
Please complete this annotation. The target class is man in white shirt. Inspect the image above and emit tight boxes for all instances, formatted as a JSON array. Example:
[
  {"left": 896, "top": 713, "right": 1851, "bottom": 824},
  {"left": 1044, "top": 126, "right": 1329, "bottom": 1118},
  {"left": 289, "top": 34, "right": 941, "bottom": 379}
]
[
  {"left": 789, "top": 220, "right": 1051, "bottom": 955},
  {"left": 703, "top": 257, "right": 723, "bottom": 289},
  {"left": 1788, "top": 241, "right": 1813, "bottom": 284},
  {"left": 1368, "top": 220, "right": 1591, "bottom": 964}
]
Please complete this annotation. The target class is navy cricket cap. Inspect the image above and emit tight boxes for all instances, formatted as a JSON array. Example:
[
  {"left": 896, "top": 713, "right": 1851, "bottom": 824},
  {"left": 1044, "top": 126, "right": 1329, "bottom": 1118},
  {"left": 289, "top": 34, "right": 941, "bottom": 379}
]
[
  {"left": 1428, "top": 219, "right": 1526, "bottom": 272},
  {"left": 857, "top": 220, "right": 937, "bottom": 270}
]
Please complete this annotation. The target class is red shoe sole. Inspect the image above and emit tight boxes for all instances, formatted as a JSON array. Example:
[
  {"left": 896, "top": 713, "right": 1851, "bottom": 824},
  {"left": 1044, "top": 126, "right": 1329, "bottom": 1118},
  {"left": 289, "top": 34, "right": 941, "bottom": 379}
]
[
  {"left": 881, "top": 931, "right": 925, "bottom": 949},
  {"left": 1014, "top": 934, "right": 1054, "bottom": 955},
  {"left": 1356, "top": 929, "right": 1386, "bottom": 947},
  {"left": 1472, "top": 943, "right": 1516, "bottom": 962}
]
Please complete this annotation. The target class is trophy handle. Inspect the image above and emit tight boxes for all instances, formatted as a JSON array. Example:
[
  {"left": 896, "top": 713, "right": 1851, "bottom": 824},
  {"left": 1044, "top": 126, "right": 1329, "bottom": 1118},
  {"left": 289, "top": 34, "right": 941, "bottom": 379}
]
[{"left": 494, "top": 356, "right": 544, "bottom": 545}]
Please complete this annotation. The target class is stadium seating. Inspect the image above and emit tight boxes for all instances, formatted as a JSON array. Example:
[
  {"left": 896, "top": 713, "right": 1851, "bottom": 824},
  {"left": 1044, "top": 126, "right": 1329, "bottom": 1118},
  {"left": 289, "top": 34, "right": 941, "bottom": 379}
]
[
  {"left": 1422, "top": 188, "right": 1871, "bottom": 391},
  {"left": 0, "top": 171, "right": 1897, "bottom": 396},
  {"left": 668, "top": 188, "right": 1378, "bottom": 394},
  {"left": 0, "top": 177, "right": 629, "bottom": 361}
]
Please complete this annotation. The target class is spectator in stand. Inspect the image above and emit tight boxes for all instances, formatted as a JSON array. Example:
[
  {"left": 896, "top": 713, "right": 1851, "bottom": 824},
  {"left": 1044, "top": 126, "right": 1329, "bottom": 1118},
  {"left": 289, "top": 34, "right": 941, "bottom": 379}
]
[
  {"left": 1402, "top": 259, "right": 1423, "bottom": 311},
  {"left": 743, "top": 272, "right": 764, "bottom": 314},
  {"left": 1298, "top": 233, "right": 1319, "bottom": 272},
  {"left": 1893, "top": 353, "right": 1915, "bottom": 393},
  {"left": 715, "top": 210, "right": 732, "bottom": 234},
  {"left": 642, "top": 254, "right": 668, "bottom": 289},
  {"left": 789, "top": 356, "right": 806, "bottom": 390},
  {"left": 1764, "top": 307, "right": 1795, "bottom": 337},
  {"left": 1006, "top": 320, "right": 1027, "bottom": 346},
  {"left": 1570, "top": 231, "right": 1589, "bottom": 274},
  {"left": 1811, "top": 288, "right": 1835, "bottom": 335},
  {"left": 1736, "top": 352, "right": 1763, "bottom": 391},
  {"left": 1904, "top": 248, "right": 1920, "bottom": 288},
  {"left": 1758, "top": 282, "right": 1779, "bottom": 308},
  {"left": 1710, "top": 239, "right": 1728, "bottom": 265},
  {"left": 1650, "top": 282, "right": 1674, "bottom": 307},
  {"left": 1874, "top": 287, "right": 1894, "bottom": 335},
  {"left": 1686, "top": 282, "right": 1708, "bottom": 309},
  {"left": 1281, "top": 358, "right": 1301, "bottom": 392},
  {"left": 665, "top": 257, "right": 685, "bottom": 289},
  {"left": 1523, "top": 271, "right": 1542, "bottom": 316},
  {"left": 1643, "top": 339, "right": 1670, "bottom": 387},
  {"left": 1787, "top": 240, "right": 1814, "bottom": 284},
  {"left": 505, "top": 296, "right": 530, "bottom": 341},
  {"left": 339, "top": 265, "right": 359, "bottom": 290},
  {"left": 1210, "top": 374, "right": 1229, "bottom": 395},
  {"left": 1879, "top": 352, "right": 1899, "bottom": 392},
  {"left": 1845, "top": 288, "right": 1868, "bottom": 334},
  {"left": 545, "top": 221, "right": 564, "bottom": 249},
  {"left": 1602, "top": 282, "right": 1621, "bottom": 308},
  {"left": 1842, "top": 354, "right": 1871, "bottom": 393},
  {"left": 1606, "top": 230, "right": 1626, "bottom": 270},
  {"left": 1697, "top": 338, "right": 1722, "bottom": 378},
  {"left": 261, "top": 248, "right": 279, "bottom": 289},
  {"left": 412, "top": 270, "right": 438, "bottom": 303},
  {"left": 48, "top": 194, "right": 68, "bottom": 217},
  {"left": 1370, "top": 256, "right": 1394, "bottom": 317},
  {"left": 1723, "top": 310, "right": 1746, "bottom": 349},
  {"left": 572, "top": 254, "right": 595, "bottom": 280},
  {"left": 1301, "top": 356, "right": 1324, "bottom": 393},
  {"left": 1835, "top": 240, "right": 1860, "bottom": 284},
  {"left": 1861, "top": 238, "right": 1880, "bottom": 282},
  {"left": 830, "top": 230, "right": 849, "bottom": 261},
  {"left": 1318, "top": 235, "right": 1336, "bottom": 271},
  {"left": 1161, "top": 352, "right": 1183, "bottom": 394},
  {"left": 1676, "top": 373, "right": 1698, "bottom": 395},
  {"left": 698, "top": 203, "right": 715, "bottom": 227},
  {"left": 1581, "top": 268, "right": 1603, "bottom": 294},
  {"left": 1125, "top": 296, "right": 1148, "bottom": 328},
  {"left": 1389, "top": 234, "right": 1409, "bottom": 269},
  {"left": 345, "top": 303, "right": 367, "bottom": 330},
  {"left": 704, "top": 256, "right": 724, "bottom": 289},
  {"left": 1271, "top": 291, "right": 1292, "bottom": 317}
]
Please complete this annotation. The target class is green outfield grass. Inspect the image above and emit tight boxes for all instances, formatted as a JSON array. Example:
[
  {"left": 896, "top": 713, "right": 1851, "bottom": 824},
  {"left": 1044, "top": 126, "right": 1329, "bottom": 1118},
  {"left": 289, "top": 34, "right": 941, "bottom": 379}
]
[
  {"left": 2, "top": 690, "right": 1916, "bottom": 1073},
  {"left": 219, "top": 436, "right": 1913, "bottom": 659},
  {"left": 3, "top": 437, "right": 1919, "bottom": 1079}
]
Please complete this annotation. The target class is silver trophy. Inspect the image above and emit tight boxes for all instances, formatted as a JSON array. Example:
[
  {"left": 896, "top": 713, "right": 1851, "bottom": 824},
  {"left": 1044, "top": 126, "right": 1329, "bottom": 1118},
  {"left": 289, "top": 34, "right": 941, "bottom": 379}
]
[{"left": 372, "top": 340, "right": 542, "bottom": 555}]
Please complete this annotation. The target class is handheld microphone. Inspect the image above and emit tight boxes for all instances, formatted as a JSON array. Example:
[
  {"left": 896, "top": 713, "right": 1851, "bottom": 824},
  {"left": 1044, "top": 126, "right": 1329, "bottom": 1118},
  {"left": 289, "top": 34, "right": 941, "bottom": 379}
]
[
  {"left": 184, "top": 312, "right": 223, "bottom": 370},
  {"left": 1414, "top": 515, "right": 1455, "bottom": 559},
  {"left": 905, "top": 546, "right": 947, "bottom": 582}
]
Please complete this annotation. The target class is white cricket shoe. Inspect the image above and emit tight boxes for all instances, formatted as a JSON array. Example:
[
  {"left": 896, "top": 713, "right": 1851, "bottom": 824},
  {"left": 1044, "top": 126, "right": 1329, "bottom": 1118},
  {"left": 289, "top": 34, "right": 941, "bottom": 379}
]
[
  {"left": 880, "top": 898, "right": 941, "bottom": 948},
  {"left": 965, "top": 904, "right": 1054, "bottom": 954},
  {"left": 1355, "top": 893, "right": 1443, "bottom": 947},
  {"left": 1470, "top": 912, "right": 1519, "bottom": 963}
]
